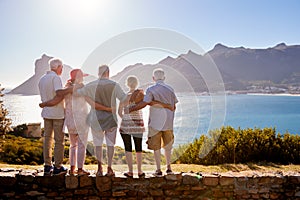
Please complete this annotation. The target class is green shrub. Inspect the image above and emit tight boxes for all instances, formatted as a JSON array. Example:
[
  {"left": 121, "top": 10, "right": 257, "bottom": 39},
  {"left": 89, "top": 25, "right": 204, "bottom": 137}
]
[
  {"left": 0, "top": 135, "right": 43, "bottom": 165},
  {"left": 174, "top": 126, "right": 300, "bottom": 165}
]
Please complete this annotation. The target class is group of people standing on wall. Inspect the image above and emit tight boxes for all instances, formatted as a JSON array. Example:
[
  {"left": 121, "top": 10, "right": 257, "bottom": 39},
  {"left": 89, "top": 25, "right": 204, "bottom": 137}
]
[{"left": 38, "top": 58, "right": 178, "bottom": 177}]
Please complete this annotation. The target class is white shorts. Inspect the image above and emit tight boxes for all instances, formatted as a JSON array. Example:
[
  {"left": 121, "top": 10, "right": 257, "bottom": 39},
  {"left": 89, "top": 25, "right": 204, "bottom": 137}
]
[{"left": 91, "top": 127, "right": 117, "bottom": 147}]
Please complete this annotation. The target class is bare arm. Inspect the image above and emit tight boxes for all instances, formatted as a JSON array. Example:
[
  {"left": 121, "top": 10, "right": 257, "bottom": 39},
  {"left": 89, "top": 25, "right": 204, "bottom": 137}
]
[
  {"left": 149, "top": 100, "right": 175, "bottom": 111},
  {"left": 118, "top": 101, "right": 125, "bottom": 118},
  {"left": 39, "top": 83, "right": 84, "bottom": 108},
  {"left": 39, "top": 95, "right": 64, "bottom": 108},
  {"left": 129, "top": 101, "right": 149, "bottom": 113},
  {"left": 56, "top": 83, "right": 83, "bottom": 96},
  {"left": 85, "top": 96, "right": 114, "bottom": 113}
]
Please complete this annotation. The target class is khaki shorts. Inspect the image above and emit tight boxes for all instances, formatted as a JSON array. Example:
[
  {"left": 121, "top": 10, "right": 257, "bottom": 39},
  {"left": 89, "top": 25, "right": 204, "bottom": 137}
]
[{"left": 147, "top": 127, "right": 174, "bottom": 151}]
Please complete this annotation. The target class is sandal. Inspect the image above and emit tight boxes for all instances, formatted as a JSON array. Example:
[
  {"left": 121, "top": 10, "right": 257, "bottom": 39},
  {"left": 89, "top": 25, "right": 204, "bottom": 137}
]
[
  {"left": 153, "top": 170, "right": 162, "bottom": 176},
  {"left": 69, "top": 170, "right": 76, "bottom": 175},
  {"left": 77, "top": 169, "right": 90, "bottom": 176},
  {"left": 138, "top": 172, "right": 145, "bottom": 178},
  {"left": 105, "top": 167, "right": 115, "bottom": 177},
  {"left": 124, "top": 172, "right": 133, "bottom": 178},
  {"left": 96, "top": 170, "right": 103, "bottom": 176}
]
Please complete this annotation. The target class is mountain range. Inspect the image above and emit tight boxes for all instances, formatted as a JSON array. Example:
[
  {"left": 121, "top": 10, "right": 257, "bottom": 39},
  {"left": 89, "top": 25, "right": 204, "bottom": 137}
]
[{"left": 8, "top": 43, "right": 300, "bottom": 95}]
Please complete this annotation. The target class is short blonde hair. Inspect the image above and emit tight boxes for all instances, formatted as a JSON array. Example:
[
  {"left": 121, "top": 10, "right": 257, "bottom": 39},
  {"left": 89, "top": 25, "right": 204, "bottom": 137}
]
[
  {"left": 126, "top": 75, "right": 139, "bottom": 89},
  {"left": 153, "top": 68, "right": 165, "bottom": 81},
  {"left": 49, "top": 58, "right": 63, "bottom": 70}
]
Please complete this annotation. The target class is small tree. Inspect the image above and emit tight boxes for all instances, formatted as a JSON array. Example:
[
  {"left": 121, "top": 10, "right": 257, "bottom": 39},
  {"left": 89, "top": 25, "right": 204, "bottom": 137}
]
[{"left": 0, "top": 84, "right": 12, "bottom": 138}]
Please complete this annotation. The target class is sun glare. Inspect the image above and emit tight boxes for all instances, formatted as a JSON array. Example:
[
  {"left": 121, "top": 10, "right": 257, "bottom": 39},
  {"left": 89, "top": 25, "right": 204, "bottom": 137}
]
[{"left": 59, "top": 0, "right": 108, "bottom": 24}]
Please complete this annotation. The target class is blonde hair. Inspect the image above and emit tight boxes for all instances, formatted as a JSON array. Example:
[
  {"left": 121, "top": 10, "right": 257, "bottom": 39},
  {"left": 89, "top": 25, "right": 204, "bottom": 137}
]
[
  {"left": 153, "top": 68, "right": 165, "bottom": 81},
  {"left": 49, "top": 58, "right": 63, "bottom": 70},
  {"left": 126, "top": 75, "right": 139, "bottom": 89}
]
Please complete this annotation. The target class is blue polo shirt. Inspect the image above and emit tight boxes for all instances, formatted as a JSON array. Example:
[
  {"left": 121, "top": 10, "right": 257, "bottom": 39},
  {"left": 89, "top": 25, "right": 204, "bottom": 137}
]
[{"left": 143, "top": 80, "right": 178, "bottom": 131}]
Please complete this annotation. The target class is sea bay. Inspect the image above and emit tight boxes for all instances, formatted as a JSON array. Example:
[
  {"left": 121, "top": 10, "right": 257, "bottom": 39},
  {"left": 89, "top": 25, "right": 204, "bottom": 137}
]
[{"left": 2, "top": 93, "right": 300, "bottom": 148}]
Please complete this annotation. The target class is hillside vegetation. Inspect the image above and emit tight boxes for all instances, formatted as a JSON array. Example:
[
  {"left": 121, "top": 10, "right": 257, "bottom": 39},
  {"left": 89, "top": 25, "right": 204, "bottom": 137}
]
[
  {"left": 173, "top": 126, "right": 300, "bottom": 165},
  {"left": 0, "top": 126, "right": 299, "bottom": 166}
]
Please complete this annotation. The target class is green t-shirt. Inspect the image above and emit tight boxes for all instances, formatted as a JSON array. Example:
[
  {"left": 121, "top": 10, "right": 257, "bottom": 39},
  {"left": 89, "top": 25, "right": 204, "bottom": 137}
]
[{"left": 77, "top": 78, "right": 126, "bottom": 131}]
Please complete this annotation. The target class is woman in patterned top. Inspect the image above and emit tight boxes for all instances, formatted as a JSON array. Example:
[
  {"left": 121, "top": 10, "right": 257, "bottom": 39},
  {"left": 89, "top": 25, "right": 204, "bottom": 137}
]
[
  {"left": 118, "top": 76, "right": 145, "bottom": 178},
  {"left": 118, "top": 75, "right": 173, "bottom": 178}
]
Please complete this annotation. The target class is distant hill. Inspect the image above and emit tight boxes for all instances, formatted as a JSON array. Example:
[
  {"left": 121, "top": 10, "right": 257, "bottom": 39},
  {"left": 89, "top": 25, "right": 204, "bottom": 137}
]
[
  {"left": 9, "top": 43, "right": 300, "bottom": 95},
  {"left": 8, "top": 54, "right": 95, "bottom": 95},
  {"left": 8, "top": 54, "right": 73, "bottom": 95},
  {"left": 208, "top": 43, "right": 300, "bottom": 88},
  {"left": 111, "top": 43, "right": 300, "bottom": 92}
]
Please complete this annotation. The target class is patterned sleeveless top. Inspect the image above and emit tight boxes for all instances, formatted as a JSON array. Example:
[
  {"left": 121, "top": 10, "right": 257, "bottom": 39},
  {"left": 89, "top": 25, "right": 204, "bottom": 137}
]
[{"left": 119, "top": 89, "right": 145, "bottom": 134}]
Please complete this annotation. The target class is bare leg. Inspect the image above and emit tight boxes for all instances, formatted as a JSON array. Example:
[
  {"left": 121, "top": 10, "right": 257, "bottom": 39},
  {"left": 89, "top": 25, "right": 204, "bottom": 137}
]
[
  {"left": 69, "top": 134, "right": 78, "bottom": 172},
  {"left": 154, "top": 150, "right": 161, "bottom": 172},
  {"left": 125, "top": 151, "right": 133, "bottom": 173},
  {"left": 164, "top": 148, "right": 172, "bottom": 171},
  {"left": 70, "top": 166, "right": 76, "bottom": 174},
  {"left": 95, "top": 146, "right": 103, "bottom": 175},
  {"left": 136, "top": 152, "right": 143, "bottom": 175},
  {"left": 107, "top": 146, "right": 115, "bottom": 175}
]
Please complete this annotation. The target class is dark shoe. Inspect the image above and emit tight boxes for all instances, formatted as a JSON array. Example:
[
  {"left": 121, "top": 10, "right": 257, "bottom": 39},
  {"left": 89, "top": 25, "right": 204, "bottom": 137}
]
[
  {"left": 53, "top": 166, "right": 68, "bottom": 175},
  {"left": 166, "top": 169, "right": 173, "bottom": 175},
  {"left": 44, "top": 165, "right": 53, "bottom": 176},
  {"left": 153, "top": 170, "right": 162, "bottom": 176},
  {"left": 138, "top": 172, "right": 145, "bottom": 178},
  {"left": 123, "top": 172, "right": 133, "bottom": 178}
]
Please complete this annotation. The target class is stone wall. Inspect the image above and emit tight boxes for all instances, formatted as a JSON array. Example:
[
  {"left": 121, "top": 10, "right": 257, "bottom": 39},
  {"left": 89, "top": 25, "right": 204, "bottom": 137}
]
[{"left": 0, "top": 169, "right": 299, "bottom": 199}]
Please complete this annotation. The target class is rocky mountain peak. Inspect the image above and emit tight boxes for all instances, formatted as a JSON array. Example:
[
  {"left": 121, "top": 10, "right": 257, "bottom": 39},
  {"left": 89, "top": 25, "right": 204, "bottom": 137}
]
[{"left": 273, "top": 43, "right": 287, "bottom": 50}]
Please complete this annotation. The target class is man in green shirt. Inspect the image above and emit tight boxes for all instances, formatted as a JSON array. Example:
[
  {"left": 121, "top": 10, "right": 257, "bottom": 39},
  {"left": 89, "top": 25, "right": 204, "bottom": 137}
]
[{"left": 77, "top": 65, "right": 127, "bottom": 176}]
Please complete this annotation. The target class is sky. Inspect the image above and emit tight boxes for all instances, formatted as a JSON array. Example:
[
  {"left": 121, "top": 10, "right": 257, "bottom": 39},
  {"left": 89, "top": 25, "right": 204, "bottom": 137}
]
[{"left": 0, "top": 0, "right": 300, "bottom": 89}]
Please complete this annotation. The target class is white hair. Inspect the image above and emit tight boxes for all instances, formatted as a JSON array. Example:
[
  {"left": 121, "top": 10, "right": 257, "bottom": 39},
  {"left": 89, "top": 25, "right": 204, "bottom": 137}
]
[
  {"left": 153, "top": 68, "right": 165, "bottom": 81},
  {"left": 49, "top": 58, "right": 63, "bottom": 70},
  {"left": 126, "top": 75, "right": 139, "bottom": 89}
]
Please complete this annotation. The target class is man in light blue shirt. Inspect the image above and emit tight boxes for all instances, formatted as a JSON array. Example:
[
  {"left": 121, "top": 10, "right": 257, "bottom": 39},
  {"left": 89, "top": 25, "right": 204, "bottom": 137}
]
[{"left": 130, "top": 68, "right": 178, "bottom": 176}]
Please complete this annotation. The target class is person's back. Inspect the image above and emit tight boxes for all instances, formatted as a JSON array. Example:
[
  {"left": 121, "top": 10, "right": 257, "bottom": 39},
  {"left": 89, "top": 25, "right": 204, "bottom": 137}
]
[
  {"left": 64, "top": 92, "right": 89, "bottom": 133},
  {"left": 38, "top": 58, "right": 67, "bottom": 176},
  {"left": 76, "top": 64, "right": 127, "bottom": 177},
  {"left": 95, "top": 78, "right": 120, "bottom": 108},
  {"left": 39, "top": 71, "right": 64, "bottom": 119},
  {"left": 146, "top": 80, "right": 177, "bottom": 131},
  {"left": 133, "top": 68, "right": 178, "bottom": 176}
]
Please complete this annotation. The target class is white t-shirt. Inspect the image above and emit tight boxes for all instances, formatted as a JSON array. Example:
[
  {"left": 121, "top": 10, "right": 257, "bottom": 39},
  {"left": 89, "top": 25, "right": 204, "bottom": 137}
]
[{"left": 38, "top": 71, "right": 64, "bottom": 119}]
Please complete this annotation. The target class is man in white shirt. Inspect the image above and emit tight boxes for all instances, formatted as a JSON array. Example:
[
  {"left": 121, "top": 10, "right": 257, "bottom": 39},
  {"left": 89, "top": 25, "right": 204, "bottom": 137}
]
[
  {"left": 38, "top": 58, "right": 72, "bottom": 176},
  {"left": 130, "top": 68, "right": 178, "bottom": 176}
]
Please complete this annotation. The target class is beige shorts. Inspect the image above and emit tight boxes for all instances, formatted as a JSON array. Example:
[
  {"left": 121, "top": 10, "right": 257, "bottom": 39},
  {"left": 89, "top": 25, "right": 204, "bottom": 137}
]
[{"left": 147, "top": 127, "right": 174, "bottom": 151}]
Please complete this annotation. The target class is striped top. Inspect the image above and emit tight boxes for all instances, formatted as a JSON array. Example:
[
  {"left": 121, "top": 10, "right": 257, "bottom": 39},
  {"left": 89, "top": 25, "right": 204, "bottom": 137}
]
[{"left": 119, "top": 89, "right": 145, "bottom": 134}]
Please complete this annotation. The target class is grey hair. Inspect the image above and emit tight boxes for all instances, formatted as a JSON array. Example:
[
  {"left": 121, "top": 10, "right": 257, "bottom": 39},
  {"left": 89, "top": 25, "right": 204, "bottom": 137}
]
[
  {"left": 153, "top": 68, "right": 165, "bottom": 81},
  {"left": 98, "top": 65, "right": 109, "bottom": 77},
  {"left": 49, "top": 58, "right": 63, "bottom": 70},
  {"left": 126, "top": 75, "right": 139, "bottom": 89}
]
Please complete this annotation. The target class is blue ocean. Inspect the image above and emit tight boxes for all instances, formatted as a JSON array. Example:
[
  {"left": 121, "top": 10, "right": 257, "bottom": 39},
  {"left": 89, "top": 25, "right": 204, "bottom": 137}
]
[
  {"left": 173, "top": 94, "right": 300, "bottom": 146},
  {"left": 3, "top": 93, "right": 300, "bottom": 147}
]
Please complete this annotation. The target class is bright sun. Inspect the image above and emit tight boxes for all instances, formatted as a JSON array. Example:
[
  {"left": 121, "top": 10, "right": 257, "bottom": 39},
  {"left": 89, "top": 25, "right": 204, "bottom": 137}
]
[{"left": 59, "top": 0, "right": 108, "bottom": 24}]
